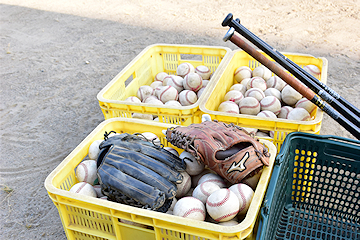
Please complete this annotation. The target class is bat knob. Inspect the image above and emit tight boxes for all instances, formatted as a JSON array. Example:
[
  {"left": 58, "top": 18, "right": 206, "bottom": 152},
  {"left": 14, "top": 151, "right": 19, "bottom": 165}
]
[
  {"left": 223, "top": 27, "right": 235, "bottom": 42},
  {"left": 222, "top": 13, "right": 233, "bottom": 27}
]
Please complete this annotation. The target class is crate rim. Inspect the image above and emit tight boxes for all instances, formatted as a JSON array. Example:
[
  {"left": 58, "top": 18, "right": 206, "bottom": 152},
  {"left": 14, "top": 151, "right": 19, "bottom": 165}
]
[
  {"left": 44, "top": 117, "right": 277, "bottom": 236},
  {"left": 96, "top": 43, "right": 232, "bottom": 109}
]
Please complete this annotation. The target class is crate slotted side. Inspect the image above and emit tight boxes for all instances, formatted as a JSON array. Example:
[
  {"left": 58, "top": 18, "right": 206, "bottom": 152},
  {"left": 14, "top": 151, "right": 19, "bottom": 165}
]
[{"left": 259, "top": 133, "right": 360, "bottom": 240}]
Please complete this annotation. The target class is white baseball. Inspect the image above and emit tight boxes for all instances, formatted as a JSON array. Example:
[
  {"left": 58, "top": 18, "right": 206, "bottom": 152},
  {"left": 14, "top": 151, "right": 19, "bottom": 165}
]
[
  {"left": 183, "top": 72, "right": 203, "bottom": 92},
  {"left": 195, "top": 65, "right": 211, "bottom": 80},
  {"left": 164, "top": 100, "right": 182, "bottom": 108},
  {"left": 69, "top": 182, "right": 97, "bottom": 197},
  {"left": 136, "top": 85, "right": 154, "bottom": 101},
  {"left": 124, "top": 96, "right": 141, "bottom": 103},
  {"left": 176, "top": 62, "right": 195, "bottom": 78},
  {"left": 180, "top": 151, "right": 205, "bottom": 176},
  {"left": 164, "top": 147, "right": 179, "bottom": 157},
  {"left": 264, "top": 88, "right": 281, "bottom": 101},
  {"left": 178, "top": 90, "right": 198, "bottom": 106},
  {"left": 252, "top": 65, "right": 272, "bottom": 81},
  {"left": 218, "top": 101, "right": 240, "bottom": 114},
  {"left": 239, "top": 97, "right": 260, "bottom": 115},
  {"left": 88, "top": 139, "right": 103, "bottom": 160},
  {"left": 240, "top": 78, "right": 251, "bottom": 87},
  {"left": 229, "top": 183, "right": 254, "bottom": 215},
  {"left": 257, "top": 110, "right": 277, "bottom": 119},
  {"left": 156, "top": 85, "right": 179, "bottom": 103},
  {"left": 150, "top": 81, "right": 163, "bottom": 89},
  {"left": 143, "top": 95, "right": 159, "bottom": 103},
  {"left": 206, "top": 189, "right": 240, "bottom": 222},
  {"left": 245, "top": 88, "right": 265, "bottom": 102},
  {"left": 295, "top": 97, "right": 317, "bottom": 114},
  {"left": 278, "top": 106, "right": 294, "bottom": 119},
  {"left": 138, "top": 132, "right": 160, "bottom": 146},
  {"left": 247, "top": 77, "right": 267, "bottom": 91},
  {"left": 145, "top": 98, "right": 164, "bottom": 106},
  {"left": 197, "top": 87, "right": 206, "bottom": 98},
  {"left": 303, "top": 65, "right": 321, "bottom": 79},
  {"left": 234, "top": 66, "right": 252, "bottom": 83},
  {"left": 191, "top": 169, "right": 213, "bottom": 188},
  {"left": 154, "top": 72, "right": 169, "bottom": 82},
  {"left": 198, "top": 173, "right": 227, "bottom": 188},
  {"left": 76, "top": 160, "right": 98, "bottom": 185},
  {"left": 260, "top": 96, "right": 282, "bottom": 115},
  {"left": 223, "top": 90, "right": 244, "bottom": 105},
  {"left": 230, "top": 83, "right": 247, "bottom": 96},
  {"left": 202, "top": 80, "right": 210, "bottom": 88},
  {"left": 132, "top": 113, "right": 153, "bottom": 120},
  {"left": 166, "top": 75, "right": 184, "bottom": 93},
  {"left": 266, "top": 76, "right": 286, "bottom": 91},
  {"left": 162, "top": 75, "right": 176, "bottom": 86},
  {"left": 176, "top": 171, "right": 192, "bottom": 198},
  {"left": 287, "top": 107, "right": 311, "bottom": 121},
  {"left": 173, "top": 197, "right": 206, "bottom": 221},
  {"left": 192, "top": 182, "right": 221, "bottom": 204},
  {"left": 281, "top": 85, "right": 303, "bottom": 106}
]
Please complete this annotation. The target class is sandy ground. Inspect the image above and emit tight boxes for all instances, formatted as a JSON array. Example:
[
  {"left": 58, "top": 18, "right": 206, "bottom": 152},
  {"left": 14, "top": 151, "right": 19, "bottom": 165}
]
[{"left": 0, "top": 0, "right": 359, "bottom": 239}]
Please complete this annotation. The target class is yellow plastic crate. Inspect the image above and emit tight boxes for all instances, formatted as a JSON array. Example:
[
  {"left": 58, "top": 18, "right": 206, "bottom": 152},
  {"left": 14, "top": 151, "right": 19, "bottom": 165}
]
[
  {"left": 97, "top": 44, "right": 231, "bottom": 125},
  {"left": 200, "top": 50, "right": 328, "bottom": 153},
  {"left": 45, "top": 118, "right": 277, "bottom": 240}
]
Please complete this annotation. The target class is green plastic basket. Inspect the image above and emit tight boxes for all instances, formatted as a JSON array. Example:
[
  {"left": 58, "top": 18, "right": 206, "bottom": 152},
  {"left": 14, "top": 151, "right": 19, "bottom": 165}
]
[{"left": 256, "top": 132, "right": 360, "bottom": 240}]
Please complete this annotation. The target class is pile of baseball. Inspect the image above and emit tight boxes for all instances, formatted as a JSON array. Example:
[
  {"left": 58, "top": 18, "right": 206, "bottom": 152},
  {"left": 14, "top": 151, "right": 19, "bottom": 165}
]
[
  {"left": 124, "top": 62, "right": 212, "bottom": 121},
  {"left": 218, "top": 64, "right": 321, "bottom": 129}
]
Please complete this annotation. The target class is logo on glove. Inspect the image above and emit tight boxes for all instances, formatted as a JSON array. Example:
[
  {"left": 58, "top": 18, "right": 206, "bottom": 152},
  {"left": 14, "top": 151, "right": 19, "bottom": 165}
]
[{"left": 227, "top": 152, "right": 249, "bottom": 173}]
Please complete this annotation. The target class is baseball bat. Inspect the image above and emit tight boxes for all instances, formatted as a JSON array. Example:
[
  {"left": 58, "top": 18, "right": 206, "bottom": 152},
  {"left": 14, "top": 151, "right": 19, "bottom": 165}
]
[
  {"left": 221, "top": 23, "right": 360, "bottom": 139},
  {"left": 222, "top": 13, "right": 360, "bottom": 126},
  {"left": 230, "top": 16, "right": 360, "bottom": 120}
]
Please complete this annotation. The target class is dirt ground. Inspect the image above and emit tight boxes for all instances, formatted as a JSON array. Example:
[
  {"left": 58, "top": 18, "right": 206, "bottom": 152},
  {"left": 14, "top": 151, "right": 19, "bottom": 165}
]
[{"left": 0, "top": 0, "right": 359, "bottom": 239}]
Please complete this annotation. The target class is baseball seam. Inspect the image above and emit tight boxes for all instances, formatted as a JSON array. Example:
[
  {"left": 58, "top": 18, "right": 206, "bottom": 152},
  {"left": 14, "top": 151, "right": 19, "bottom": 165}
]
[
  {"left": 183, "top": 208, "right": 206, "bottom": 218},
  {"left": 261, "top": 97, "right": 276, "bottom": 108},
  {"left": 79, "top": 162, "right": 88, "bottom": 182},
  {"left": 237, "top": 184, "right": 247, "bottom": 212},
  {"left": 200, "top": 183, "right": 211, "bottom": 197},
  {"left": 196, "top": 66, "right": 210, "bottom": 74},
  {"left": 240, "top": 101, "right": 260, "bottom": 109},
  {"left": 75, "top": 182, "right": 87, "bottom": 193},
  {"left": 214, "top": 210, "right": 239, "bottom": 222},
  {"left": 207, "top": 189, "right": 230, "bottom": 207}
]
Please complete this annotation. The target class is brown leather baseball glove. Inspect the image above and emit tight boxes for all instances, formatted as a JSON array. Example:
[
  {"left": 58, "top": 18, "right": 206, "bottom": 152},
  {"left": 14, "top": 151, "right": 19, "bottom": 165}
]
[{"left": 165, "top": 120, "right": 270, "bottom": 184}]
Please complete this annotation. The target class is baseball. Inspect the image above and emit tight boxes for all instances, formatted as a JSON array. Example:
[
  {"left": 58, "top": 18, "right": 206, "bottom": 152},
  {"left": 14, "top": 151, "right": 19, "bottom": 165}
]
[
  {"left": 229, "top": 183, "right": 254, "bottom": 215},
  {"left": 239, "top": 97, "right": 260, "bottom": 115},
  {"left": 154, "top": 72, "right": 169, "bottom": 82},
  {"left": 195, "top": 65, "right": 211, "bottom": 80},
  {"left": 178, "top": 90, "right": 198, "bottom": 106},
  {"left": 191, "top": 169, "right": 213, "bottom": 188},
  {"left": 124, "top": 96, "right": 141, "bottom": 103},
  {"left": 183, "top": 72, "right": 203, "bottom": 92},
  {"left": 150, "top": 81, "right": 163, "bottom": 89},
  {"left": 180, "top": 151, "right": 205, "bottom": 176},
  {"left": 192, "top": 182, "right": 221, "bottom": 204},
  {"left": 136, "top": 85, "right": 154, "bottom": 101},
  {"left": 303, "top": 64, "right": 321, "bottom": 79},
  {"left": 164, "top": 100, "right": 182, "bottom": 108},
  {"left": 264, "top": 88, "right": 281, "bottom": 101},
  {"left": 156, "top": 85, "right": 179, "bottom": 103},
  {"left": 162, "top": 75, "right": 175, "bottom": 86},
  {"left": 76, "top": 160, "right": 98, "bottom": 185},
  {"left": 245, "top": 87, "right": 265, "bottom": 102},
  {"left": 295, "top": 97, "right": 317, "bottom": 114},
  {"left": 173, "top": 197, "right": 206, "bottom": 221},
  {"left": 176, "top": 171, "right": 192, "bottom": 198},
  {"left": 176, "top": 62, "right": 195, "bottom": 78},
  {"left": 252, "top": 65, "right": 272, "bottom": 81},
  {"left": 266, "top": 75, "right": 286, "bottom": 91},
  {"left": 230, "top": 83, "right": 247, "bottom": 96},
  {"left": 197, "top": 87, "right": 206, "bottom": 99},
  {"left": 206, "top": 188, "right": 240, "bottom": 222},
  {"left": 278, "top": 106, "right": 294, "bottom": 119},
  {"left": 247, "top": 77, "right": 267, "bottom": 91},
  {"left": 281, "top": 85, "right": 303, "bottom": 106},
  {"left": 88, "top": 139, "right": 103, "bottom": 160},
  {"left": 240, "top": 78, "right": 251, "bottom": 88},
  {"left": 260, "top": 96, "right": 281, "bottom": 115},
  {"left": 287, "top": 107, "right": 311, "bottom": 121},
  {"left": 166, "top": 75, "right": 184, "bottom": 93},
  {"left": 202, "top": 80, "right": 210, "bottom": 88},
  {"left": 218, "top": 220, "right": 239, "bottom": 226},
  {"left": 143, "top": 95, "right": 159, "bottom": 103},
  {"left": 132, "top": 113, "right": 153, "bottom": 120},
  {"left": 218, "top": 101, "right": 240, "bottom": 114},
  {"left": 198, "top": 173, "right": 227, "bottom": 188},
  {"left": 69, "top": 182, "right": 97, "bottom": 197},
  {"left": 145, "top": 98, "right": 164, "bottom": 106},
  {"left": 223, "top": 90, "right": 244, "bottom": 104},
  {"left": 257, "top": 110, "right": 277, "bottom": 119},
  {"left": 164, "top": 147, "right": 179, "bottom": 157},
  {"left": 234, "top": 66, "right": 252, "bottom": 83},
  {"left": 138, "top": 132, "right": 160, "bottom": 146},
  {"left": 241, "top": 127, "right": 258, "bottom": 135}
]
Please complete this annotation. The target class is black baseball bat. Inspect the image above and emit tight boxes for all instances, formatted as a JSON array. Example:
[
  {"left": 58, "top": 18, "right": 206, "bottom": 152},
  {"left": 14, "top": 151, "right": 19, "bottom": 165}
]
[{"left": 221, "top": 22, "right": 360, "bottom": 139}]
